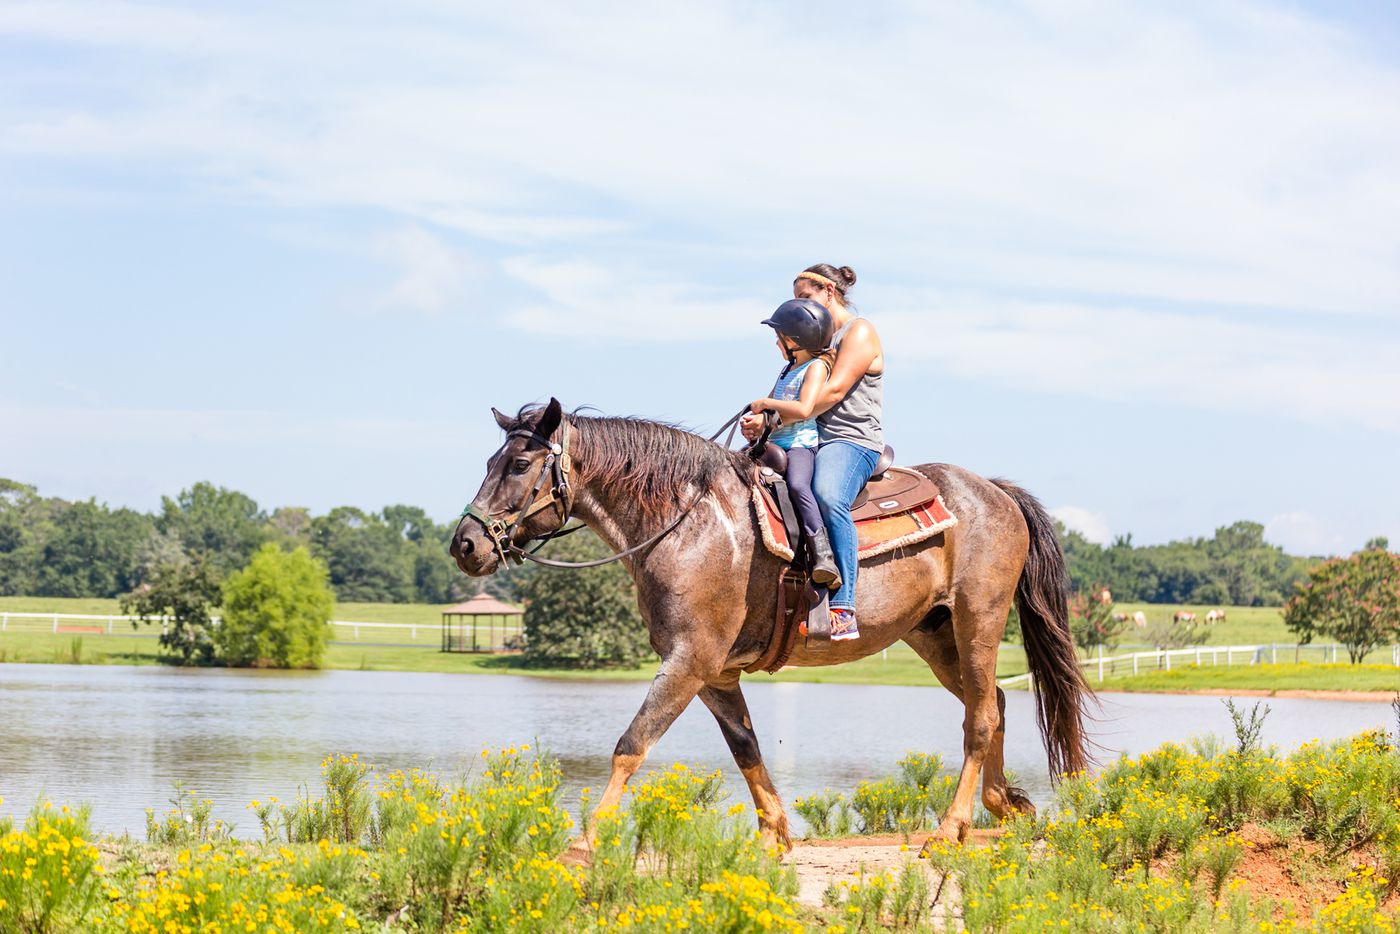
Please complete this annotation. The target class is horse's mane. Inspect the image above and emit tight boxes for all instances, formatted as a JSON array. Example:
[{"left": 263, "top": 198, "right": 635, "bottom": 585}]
[{"left": 508, "top": 406, "right": 748, "bottom": 526}]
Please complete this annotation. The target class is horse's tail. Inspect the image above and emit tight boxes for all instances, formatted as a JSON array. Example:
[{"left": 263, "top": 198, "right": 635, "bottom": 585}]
[{"left": 992, "top": 478, "right": 1096, "bottom": 777}]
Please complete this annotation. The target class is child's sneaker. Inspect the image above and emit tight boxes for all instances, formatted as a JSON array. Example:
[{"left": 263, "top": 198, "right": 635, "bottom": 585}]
[{"left": 829, "top": 608, "right": 860, "bottom": 642}]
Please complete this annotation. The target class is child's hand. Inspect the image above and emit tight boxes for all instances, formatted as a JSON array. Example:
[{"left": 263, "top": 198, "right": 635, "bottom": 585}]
[{"left": 749, "top": 399, "right": 770, "bottom": 414}]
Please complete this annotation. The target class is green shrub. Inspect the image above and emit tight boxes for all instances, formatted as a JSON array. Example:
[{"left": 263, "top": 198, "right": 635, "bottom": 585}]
[
  {"left": 517, "top": 531, "right": 649, "bottom": 669},
  {"left": 0, "top": 800, "right": 102, "bottom": 934},
  {"left": 144, "top": 781, "right": 232, "bottom": 846},
  {"left": 216, "top": 543, "right": 333, "bottom": 668}
]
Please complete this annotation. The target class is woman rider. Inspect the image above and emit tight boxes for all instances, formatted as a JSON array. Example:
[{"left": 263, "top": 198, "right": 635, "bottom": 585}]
[{"left": 744, "top": 263, "right": 884, "bottom": 641}]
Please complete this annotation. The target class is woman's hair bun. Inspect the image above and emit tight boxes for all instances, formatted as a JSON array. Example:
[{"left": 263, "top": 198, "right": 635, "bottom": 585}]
[{"left": 837, "top": 266, "right": 857, "bottom": 288}]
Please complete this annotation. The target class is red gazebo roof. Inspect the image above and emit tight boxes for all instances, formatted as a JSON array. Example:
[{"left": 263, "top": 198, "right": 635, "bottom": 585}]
[{"left": 442, "top": 593, "right": 523, "bottom": 616}]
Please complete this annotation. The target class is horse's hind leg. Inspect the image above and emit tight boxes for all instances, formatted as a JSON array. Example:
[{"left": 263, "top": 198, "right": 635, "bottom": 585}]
[
  {"left": 698, "top": 678, "right": 792, "bottom": 852},
  {"left": 904, "top": 610, "right": 1032, "bottom": 848}
]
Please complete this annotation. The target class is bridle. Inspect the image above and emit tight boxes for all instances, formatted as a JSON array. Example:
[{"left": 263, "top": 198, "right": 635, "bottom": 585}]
[{"left": 459, "top": 407, "right": 773, "bottom": 571}]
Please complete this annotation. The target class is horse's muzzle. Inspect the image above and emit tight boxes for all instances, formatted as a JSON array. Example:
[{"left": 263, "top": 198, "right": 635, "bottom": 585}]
[{"left": 450, "top": 518, "right": 500, "bottom": 576}]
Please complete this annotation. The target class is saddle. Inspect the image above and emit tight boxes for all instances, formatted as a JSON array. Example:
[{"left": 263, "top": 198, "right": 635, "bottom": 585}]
[{"left": 744, "top": 446, "right": 958, "bottom": 672}]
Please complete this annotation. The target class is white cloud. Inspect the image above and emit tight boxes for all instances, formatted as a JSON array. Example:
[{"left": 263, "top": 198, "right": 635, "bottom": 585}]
[
  {"left": 1051, "top": 506, "right": 1113, "bottom": 545},
  {"left": 373, "top": 226, "right": 471, "bottom": 314},
  {"left": 1265, "top": 511, "right": 1349, "bottom": 557},
  {"left": 2, "top": 0, "right": 1399, "bottom": 317},
  {"left": 877, "top": 291, "right": 1400, "bottom": 433},
  {"left": 501, "top": 256, "right": 757, "bottom": 341}
]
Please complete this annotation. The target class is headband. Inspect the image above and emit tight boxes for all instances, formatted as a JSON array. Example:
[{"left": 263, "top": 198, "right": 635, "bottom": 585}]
[{"left": 796, "top": 271, "right": 837, "bottom": 289}]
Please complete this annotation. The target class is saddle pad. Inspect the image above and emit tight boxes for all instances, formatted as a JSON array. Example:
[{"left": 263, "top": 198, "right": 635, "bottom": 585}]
[
  {"left": 752, "top": 482, "right": 957, "bottom": 563},
  {"left": 851, "top": 467, "right": 943, "bottom": 522}
]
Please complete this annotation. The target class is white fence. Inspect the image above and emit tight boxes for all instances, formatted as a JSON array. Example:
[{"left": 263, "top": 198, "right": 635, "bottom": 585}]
[
  {"left": 996, "top": 642, "right": 1400, "bottom": 688},
  {"left": 0, "top": 611, "right": 444, "bottom": 642}
]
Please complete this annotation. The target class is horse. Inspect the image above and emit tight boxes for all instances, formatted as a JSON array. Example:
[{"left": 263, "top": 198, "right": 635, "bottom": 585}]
[{"left": 450, "top": 399, "right": 1094, "bottom": 855}]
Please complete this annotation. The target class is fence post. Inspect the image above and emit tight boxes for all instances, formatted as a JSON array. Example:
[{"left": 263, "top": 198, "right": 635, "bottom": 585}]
[
  {"left": 1165, "top": 651, "right": 1170, "bottom": 671},
  {"left": 1133, "top": 654, "right": 1139, "bottom": 676},
  {"left": 1, "top": 612, "right": 6, "bottom": 631},
  {"left": 1195, "top": 648, "right": 1201, "bottom": 666},
  {"left": 108, "top": 616, "right": 114, "bottom": 635},
  {"left": 1271, "top": 645, "right": 1277, "bottom": 664},
  {"left": 1098, "top": 655, "right": 1105, "bottom": 682},
  {"left": 1227, "top": 647, "right": 1233, "bottom": 666},
  {"left": 53, "top": 614, "right": 59, "bottom": 634},
  {"left": 412, "top": 625, "right": 417, "bottom": 640},
  {"left": 354, "top": 624, "right": 360, "bottom": 640}
]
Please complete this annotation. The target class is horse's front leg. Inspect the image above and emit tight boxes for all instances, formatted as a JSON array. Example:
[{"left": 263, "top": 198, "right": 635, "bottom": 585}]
[
  {"left": 568, "top": 659, "right": 706, "bottom": 857},
  {"left": 698, "top": 677, "right": 792, "bottom": 853}
]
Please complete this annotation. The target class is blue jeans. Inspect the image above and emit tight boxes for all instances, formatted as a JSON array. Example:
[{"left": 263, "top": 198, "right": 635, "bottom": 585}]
[{"left": 813, "top": 440, "right": 881, "bottom": 610}]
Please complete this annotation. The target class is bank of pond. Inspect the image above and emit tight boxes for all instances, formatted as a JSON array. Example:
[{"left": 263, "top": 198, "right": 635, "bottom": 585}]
[{"left": 3, "top": 725, "right": 1400, "bottom": 933}]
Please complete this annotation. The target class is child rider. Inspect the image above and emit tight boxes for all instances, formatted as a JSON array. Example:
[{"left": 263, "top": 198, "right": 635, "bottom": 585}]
[{"left": 751, "top": 298, "right": 845, "bottom": 601}]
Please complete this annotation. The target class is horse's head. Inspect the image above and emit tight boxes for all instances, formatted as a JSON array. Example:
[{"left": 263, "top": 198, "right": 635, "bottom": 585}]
[{"left": 450, "top": 398, "right": 569, "bottom": 576}]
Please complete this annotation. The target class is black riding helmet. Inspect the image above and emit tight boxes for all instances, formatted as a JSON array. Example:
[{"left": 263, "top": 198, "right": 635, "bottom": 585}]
[{"left": 760, "top": 298, "right": 835, "bottom": 355}]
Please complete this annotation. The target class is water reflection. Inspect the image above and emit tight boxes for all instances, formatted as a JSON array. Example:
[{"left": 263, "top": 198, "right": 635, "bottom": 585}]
[{"left": 0, "top": 664, "right": 1393, "bottom": 836}]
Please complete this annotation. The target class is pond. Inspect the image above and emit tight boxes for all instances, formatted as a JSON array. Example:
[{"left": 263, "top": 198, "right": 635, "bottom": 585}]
[{"left": 0, "top": 663, "right": 1394, "bottom": 836}]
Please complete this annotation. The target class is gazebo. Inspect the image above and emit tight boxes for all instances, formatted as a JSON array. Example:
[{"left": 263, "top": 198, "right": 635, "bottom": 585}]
[{"left": 440, "top": 593, "right": 524, "bottom": 653}]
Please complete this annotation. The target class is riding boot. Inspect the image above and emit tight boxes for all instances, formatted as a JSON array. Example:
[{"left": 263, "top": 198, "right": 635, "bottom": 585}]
[{"left": 807, "top": 528, "right": 842, "bottom": 590}]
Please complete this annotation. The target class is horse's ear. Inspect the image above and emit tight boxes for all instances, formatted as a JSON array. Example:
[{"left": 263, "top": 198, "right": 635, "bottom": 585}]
[
  {"left": 491, "top": 407, "right": 514, "bottom": 432},
  {"left": 536, "top": 397, "right": 563, "bottom": 440}
]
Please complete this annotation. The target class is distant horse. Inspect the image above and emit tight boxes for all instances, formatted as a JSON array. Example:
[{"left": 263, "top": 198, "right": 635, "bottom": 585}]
[
  {"left": 450, "top": 400, "right": 1094, "bottom": 854},
  {"left": 1205, "top": 609, "right": 1227, "bottom": 624},
  {"left": 1132, "top": 611, "right": 1149, "bottom": 628},
  {"left": 1174, "top": 611, "right": 1198, "bottom": 624}
]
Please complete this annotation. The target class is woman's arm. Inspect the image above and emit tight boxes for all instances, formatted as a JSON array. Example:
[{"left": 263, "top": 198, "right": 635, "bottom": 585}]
[
  {"left": 812, "top": 320, "right": 882, "bottom": 415},
  {"left": 750, "top": 361, "right": 830, "bottom": 423}
]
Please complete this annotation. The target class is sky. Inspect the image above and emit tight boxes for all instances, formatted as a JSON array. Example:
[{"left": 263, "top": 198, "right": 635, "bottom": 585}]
[{"left": 2, "top": 0, "right": 1398, "bottom": 556}]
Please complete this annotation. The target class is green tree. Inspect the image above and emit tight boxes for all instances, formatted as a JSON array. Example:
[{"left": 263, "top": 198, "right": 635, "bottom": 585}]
[
  {"left": 1284, "top": 548, "right": 1400, "bottom": 664},
  {"left": 218, "top": 544, "right": 334, "bottom": 668},
  {"left": 518, "top": 532, "right": 649, "bottom": 668},
  {"left": 158, "top": 482, "right": 268, "bottom": 577},
  {"left": 382, "top": 504, "right": 460, "bottom": 603},
  {"left": 36, "top": 500, "right": 154, "bottom": 597},
  {"left": 310, "top": 507, "right": 415, "bottom": 602},
  {"left": 120, "top": 555, "right": 223, "bottom": 665},
  {"left": 0, "top": 479, "right": 45, "bottom": 595}
]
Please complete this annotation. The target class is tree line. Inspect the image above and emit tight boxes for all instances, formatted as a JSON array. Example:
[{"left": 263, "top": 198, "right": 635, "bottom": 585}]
[
  {"left": 0, "top": 477, "right": 490, "bottom": 605},
  {"left": 1057, "top": 520, "right": 1327, "bottom": 606},
  {"left": 0, "top": 477, "right": 1361, "bottom": 608}
]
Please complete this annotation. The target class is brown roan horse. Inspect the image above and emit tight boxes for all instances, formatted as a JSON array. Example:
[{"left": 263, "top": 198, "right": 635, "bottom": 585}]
[{"left": 450, "top": 399, "right": 1093, "bottom": 857}]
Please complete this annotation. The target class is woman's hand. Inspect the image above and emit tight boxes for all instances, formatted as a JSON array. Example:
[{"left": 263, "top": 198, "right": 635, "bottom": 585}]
[
  {"left": 749, "top": 399, "right": 770, "bottom": 414},
  {"left": 740, "top": 411, "right": 764, "bottom": 441}
]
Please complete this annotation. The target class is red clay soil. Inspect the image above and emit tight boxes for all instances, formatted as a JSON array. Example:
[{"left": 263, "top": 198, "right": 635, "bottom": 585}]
[{"left": 1197, "top": 824, "right": 1399, "bottom": 922}]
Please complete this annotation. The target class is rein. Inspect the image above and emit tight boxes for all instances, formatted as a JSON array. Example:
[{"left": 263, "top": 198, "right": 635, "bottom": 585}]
[{"left": 461, "top": 407, "right": 762, "bottom": 571}]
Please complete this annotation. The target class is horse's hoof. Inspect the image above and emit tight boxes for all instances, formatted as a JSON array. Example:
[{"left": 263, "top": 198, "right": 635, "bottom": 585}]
[
  {"left": 1006, "top": 789, "right": 1036, "bottom": 819},
  {"left": 559, "top": 840, "right": 594, "bottom": 868},
  {"left": 919, "top": 820, "right": 968, "bottom": 856},
  {"left": 761, "top": 824, "right": 794, "bottom": 856}
]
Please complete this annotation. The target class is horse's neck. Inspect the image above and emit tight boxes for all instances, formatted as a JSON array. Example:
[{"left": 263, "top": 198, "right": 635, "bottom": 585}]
[{"left": 571, "top": 470, "right": 746, "bottom": 566}]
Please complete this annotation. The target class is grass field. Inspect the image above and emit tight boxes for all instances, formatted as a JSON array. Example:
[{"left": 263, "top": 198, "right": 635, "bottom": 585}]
[
  {"left": 1095, "top": 661, "right": 1400, "bottom": 693},
  {"left": 1111, "top": 602, "right": 1289, "bottom": 646}
]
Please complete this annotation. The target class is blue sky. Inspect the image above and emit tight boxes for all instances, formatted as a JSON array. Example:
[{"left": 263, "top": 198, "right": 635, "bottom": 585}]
[{"left": 2, "top": 0, "right": 1398, "bottom": 555}]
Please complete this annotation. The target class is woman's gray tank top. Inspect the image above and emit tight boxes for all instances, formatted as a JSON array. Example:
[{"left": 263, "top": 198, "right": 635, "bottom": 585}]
[{"left": 817, "top": 317, "right": 884, "bottom": 452}]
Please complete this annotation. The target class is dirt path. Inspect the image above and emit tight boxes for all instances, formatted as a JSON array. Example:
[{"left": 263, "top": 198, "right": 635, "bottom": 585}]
[{"left": 787, "top": 829, "right": 1003, "bottom": 925}]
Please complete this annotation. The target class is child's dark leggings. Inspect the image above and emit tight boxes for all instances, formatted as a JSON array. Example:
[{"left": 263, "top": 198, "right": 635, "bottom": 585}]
[{"left": 783, "top": 447, "right": 825, "bottom": 538}]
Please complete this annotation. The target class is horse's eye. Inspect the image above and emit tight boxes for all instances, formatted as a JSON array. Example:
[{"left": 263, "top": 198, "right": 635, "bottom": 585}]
[{"left": 511, "top": 458, "right": 532, "bottom": 475}]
